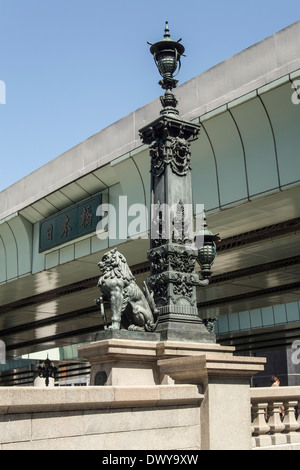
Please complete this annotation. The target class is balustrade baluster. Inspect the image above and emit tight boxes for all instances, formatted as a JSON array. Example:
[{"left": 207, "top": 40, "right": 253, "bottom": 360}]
[
  {"left": 252, "top": 402, "right": 271, "bottom": 447},
  {"left": 282, "top": 400, "right": 300, "bottom": 444},
  {"left": 296, "top": 401, "right": 300, "bottom": 434},
  {"left": 268, "top": 401, "right": 286, "bottom": 445}
]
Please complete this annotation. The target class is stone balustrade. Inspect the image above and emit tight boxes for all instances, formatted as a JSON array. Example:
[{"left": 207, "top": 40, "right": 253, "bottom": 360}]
[{"left": 250, "top": 386, "right": 300, "bottom": 450}]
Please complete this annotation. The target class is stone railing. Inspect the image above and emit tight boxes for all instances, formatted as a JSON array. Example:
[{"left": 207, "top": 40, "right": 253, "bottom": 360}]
[{"left": 251, "top": 386, "right": 300, "bottom": 450}]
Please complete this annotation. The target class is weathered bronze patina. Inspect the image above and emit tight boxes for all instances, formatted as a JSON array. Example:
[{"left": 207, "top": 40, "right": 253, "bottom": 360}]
[
  {"left": 139, "top": 22, "right": 220, "bottom": 341},
  {"left": 95, "top": 23, "right": 220, "bottom": 341}
]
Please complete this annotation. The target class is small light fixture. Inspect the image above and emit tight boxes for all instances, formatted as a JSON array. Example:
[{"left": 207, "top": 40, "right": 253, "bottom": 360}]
[
  {"left": 38, "top": 356, "right": 57, "bottom": 387},
  {"left": 197, "top": 214, "right": 221, "bottom": 279}
]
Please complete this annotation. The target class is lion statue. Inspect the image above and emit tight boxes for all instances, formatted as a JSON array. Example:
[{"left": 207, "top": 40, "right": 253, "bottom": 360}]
[{"left": 96, "top": 248, "right": 159, "bottom": 331}]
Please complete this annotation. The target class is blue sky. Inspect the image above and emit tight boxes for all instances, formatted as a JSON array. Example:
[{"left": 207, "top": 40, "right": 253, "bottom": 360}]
[{"left": 0, "top": 0, "right": 299, "bottom": 192}]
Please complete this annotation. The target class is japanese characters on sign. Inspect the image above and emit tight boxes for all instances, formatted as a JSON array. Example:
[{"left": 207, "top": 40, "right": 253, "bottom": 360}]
[{"left": 39, "top": 193, "right": 102, "bottom": 252}]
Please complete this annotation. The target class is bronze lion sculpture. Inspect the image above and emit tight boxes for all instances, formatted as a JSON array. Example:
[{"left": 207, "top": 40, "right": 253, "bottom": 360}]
[{"left": 96, "top": 248, "right": 158, "bottom": 331}]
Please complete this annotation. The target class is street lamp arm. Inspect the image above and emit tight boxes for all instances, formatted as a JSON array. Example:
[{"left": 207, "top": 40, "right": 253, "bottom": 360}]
[{"left": 197, "top": 278, "right": 210, "bottom": 287}]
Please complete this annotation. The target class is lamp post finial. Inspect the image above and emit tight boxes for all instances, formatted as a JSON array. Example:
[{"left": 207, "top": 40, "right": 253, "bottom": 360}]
[{"left": 164, "top": 21, "right": 170, "bottom": 38}]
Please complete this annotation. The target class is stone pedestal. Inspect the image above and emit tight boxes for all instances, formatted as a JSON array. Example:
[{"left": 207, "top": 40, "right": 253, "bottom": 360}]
[
  {"left": 158, "top": 354, "right": 266, "bottom": 450},
  {"left": 78, "top": 330, "right": 161, "bottom": 386},
  {"left": 78, "top": 330, "right": 234, "bottom": 386},
  {"left": 78, "top": 333, "right": 266, "bottom": 449},
  {"left": 77, "top": 330, "right": 263, "bottom": 387}
]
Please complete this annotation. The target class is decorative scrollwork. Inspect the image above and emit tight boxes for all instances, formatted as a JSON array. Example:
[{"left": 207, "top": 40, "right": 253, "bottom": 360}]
[
  {"left": 169, "top": 137, "right": 191, "bottom": 176},
  {"left": 149, "top": 139, "right": 167, "bottom": 177},
  {"left": 149, "top": 136, "right": 192, "bottom": 178},
  {"left": 148, "top": 273, "right": 169, "bottom": 306},
  {"left": 173, "top": 280, "right": 193, "bottom": 298},
  {"left": 168, "top": 251, "right": 195, "bottom": 273},
  {"left": 148, "top": 246, "right": 196, "bottom": 275},
  {"left": 202, "top": 317, "right": 218, "bottom": 333}
]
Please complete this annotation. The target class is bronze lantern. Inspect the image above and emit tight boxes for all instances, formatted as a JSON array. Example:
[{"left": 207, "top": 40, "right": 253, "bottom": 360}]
[
  {"left": 148, "top": 21, "right": 185, "bottom": 91},
  {"left": 197, "top": 216, "right": 221, "bottom": 279}
]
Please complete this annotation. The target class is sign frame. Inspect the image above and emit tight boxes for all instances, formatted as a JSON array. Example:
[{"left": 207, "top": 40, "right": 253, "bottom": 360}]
[{"left": 39, "top": 193, "right": 102, "bottom": 253}]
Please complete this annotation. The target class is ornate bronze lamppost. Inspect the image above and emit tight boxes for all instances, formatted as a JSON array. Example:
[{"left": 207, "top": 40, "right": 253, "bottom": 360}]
[
  {"left": 38, "top": 356, "right": 57, "bottom": 387},
  {"left": 139, "top": 22, "right": 220, "bottom": 342},
  {"left": 95, "top": 22, "right": 219, "bottom": 340}
]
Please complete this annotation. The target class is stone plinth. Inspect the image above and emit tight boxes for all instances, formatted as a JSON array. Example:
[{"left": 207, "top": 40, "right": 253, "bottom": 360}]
[
  {"left": 157, "top": 353, "right": 266, "bottom": 383},
  {"left": 78, "top": 331, "right": 160, "bottom": 386},
  {"left": 157, "top": 354, "right": 266, "bottom": 450},
  {"left": 78, "top": 335, "right": 266, "bottom": 449},
  {"left": 78, "top": 330, "right": 239, "bottom": 386}
]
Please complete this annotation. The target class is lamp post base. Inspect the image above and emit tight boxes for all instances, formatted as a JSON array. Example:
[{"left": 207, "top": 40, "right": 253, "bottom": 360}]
[{"left": 155, "top": 316, "right": 216, "bottom": 343}]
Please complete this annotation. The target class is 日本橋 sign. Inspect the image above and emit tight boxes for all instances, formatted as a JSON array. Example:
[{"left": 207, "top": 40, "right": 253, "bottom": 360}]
[{"left": 39, "top": 193, "right": 102, "bottom": 252}]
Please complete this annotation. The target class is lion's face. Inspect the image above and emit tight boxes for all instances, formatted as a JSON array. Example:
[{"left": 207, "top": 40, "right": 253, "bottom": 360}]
[
  {"left": 98, "top": 248, "right": 134, "bottom": 284},
  {"left": 98, "top": 248, "right": 118, "bottom": 274}
]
